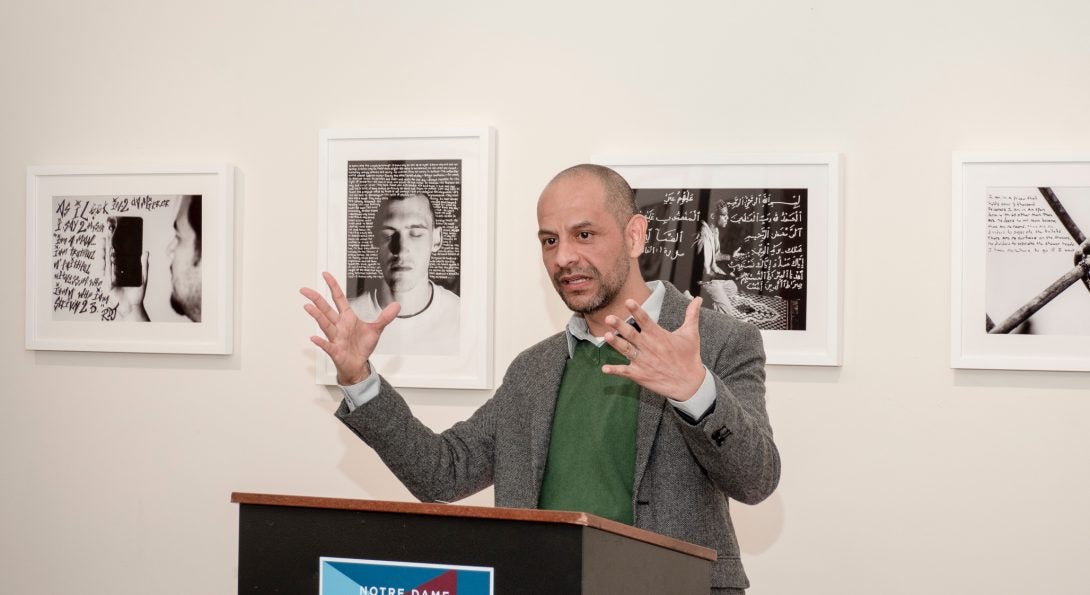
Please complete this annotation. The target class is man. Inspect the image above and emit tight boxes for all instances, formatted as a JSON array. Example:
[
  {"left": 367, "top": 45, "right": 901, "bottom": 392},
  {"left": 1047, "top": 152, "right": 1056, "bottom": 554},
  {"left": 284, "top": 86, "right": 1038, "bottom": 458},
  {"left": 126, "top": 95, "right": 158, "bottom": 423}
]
[
  {"left": 109, "top": 195, "right": 202, "bottom": 322},
  {"left": 302, "top": 165, "right": 779, "bottom": 593},
  {"left": 349, "top": 193, "right": 459, "bottom": 354},
  {"left": 167, "top": 195, "right": 202, "bottom": 321},
  {"left": 698, "top": 199, "right": 742, "bottom": 278},
  {"left": 697, "top": 198, "right": 745, "bottom": 316}
]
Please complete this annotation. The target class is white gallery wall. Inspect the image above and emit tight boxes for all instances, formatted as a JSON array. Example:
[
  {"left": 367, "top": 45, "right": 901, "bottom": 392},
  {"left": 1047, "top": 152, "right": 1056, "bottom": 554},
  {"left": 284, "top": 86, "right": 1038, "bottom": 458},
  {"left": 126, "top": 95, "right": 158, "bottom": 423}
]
[{"left": 2, "top": 1, "right": 1088, "bottom": 593}]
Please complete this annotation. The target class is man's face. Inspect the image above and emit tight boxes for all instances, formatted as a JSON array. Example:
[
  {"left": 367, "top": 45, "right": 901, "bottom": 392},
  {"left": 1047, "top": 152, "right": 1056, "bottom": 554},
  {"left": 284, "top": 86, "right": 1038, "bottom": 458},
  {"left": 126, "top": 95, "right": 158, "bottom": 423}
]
[
  {"left": 373, "top": 195, "right": 442, "bottom": 294},
  {"left": 537, "top": 174, "right": 636, "bottom": 315},
  {"left": 167, "top": 196, "right": 201, "bottom": 321}
]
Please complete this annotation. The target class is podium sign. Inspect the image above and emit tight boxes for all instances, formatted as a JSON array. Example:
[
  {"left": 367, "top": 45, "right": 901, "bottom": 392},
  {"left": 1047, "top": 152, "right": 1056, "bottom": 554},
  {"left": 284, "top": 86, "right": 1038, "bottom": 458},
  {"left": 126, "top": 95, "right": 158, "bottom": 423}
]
[{"left": 320, "top": 557, "right": 493, "bottom": 595}]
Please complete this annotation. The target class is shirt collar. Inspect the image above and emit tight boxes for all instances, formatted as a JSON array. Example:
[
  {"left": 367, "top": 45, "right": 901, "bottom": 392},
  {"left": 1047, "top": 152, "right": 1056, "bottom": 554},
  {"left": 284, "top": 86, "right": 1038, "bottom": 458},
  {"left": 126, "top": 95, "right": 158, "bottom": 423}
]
[{"left": 564, "top": 280, "right": 665, "bottom": 356}]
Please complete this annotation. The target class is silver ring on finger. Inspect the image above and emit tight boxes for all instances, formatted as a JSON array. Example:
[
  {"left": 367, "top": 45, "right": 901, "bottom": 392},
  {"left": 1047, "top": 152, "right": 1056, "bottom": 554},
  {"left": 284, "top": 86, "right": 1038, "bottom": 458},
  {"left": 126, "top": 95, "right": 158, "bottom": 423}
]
[{"left": 630, "top": 346, "right": 640, "bottom": 362}]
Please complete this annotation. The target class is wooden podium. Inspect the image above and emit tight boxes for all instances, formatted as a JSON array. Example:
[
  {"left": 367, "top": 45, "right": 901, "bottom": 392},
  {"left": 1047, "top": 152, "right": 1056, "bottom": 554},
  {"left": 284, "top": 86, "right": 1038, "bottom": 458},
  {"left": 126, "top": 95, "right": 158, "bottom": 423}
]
[{"left": 232, "top": 492, "right": 715, "bottom": 594}]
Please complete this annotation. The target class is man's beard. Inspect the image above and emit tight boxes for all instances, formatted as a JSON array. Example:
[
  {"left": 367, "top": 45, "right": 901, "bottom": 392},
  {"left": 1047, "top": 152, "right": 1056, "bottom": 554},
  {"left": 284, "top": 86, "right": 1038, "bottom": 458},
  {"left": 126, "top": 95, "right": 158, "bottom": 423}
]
[
  {"left": 170, "top": 291, "right": 201, "bottom": 322},
  {"left": 552, "top": 254, "right": 630, "bottom": 315}
]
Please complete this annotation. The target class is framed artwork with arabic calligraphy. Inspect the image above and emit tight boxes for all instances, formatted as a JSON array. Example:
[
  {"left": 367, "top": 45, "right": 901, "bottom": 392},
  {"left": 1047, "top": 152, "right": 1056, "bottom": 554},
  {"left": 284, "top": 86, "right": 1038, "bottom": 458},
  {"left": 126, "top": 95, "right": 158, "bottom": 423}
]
[
  {"left": 951, "top": 153, "right": 1090, "bottom": 371},
  {"left": 594, "top": 154, "right": 842, "bottom": 366}
]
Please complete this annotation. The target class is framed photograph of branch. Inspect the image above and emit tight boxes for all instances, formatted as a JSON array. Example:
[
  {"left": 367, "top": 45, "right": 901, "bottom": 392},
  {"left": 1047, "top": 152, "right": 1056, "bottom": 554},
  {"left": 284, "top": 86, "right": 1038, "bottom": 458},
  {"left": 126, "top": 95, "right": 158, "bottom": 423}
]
[
  {"left": 25, "top": 164, "right": 235, "bottom": 354},
  {"left": 594, "top": 154, "right": 842, "bottom": 366},
  {"left": 951, "top": 153, "right": 1090, "bottom": 371},
  {"left": 317, "top": 128, "right": 496, "bottom": 388}
]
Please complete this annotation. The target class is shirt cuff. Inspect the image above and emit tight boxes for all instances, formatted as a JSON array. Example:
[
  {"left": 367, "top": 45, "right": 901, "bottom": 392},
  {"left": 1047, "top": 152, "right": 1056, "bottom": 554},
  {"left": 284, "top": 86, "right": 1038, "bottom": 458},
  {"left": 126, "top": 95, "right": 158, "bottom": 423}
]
[
  {"left": 667, "top": 367, "right": 716, "bottom": 422},
  {"left": 338, "top": 364, "right": 380, "bottom": 412}
]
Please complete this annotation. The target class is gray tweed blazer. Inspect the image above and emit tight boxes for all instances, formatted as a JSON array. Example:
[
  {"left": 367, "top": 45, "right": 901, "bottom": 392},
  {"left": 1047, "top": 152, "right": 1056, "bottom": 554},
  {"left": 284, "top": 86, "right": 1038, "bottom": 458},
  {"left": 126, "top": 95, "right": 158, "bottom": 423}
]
[{"left": 337, "top": 282, "right": 780, "bottom": 590}]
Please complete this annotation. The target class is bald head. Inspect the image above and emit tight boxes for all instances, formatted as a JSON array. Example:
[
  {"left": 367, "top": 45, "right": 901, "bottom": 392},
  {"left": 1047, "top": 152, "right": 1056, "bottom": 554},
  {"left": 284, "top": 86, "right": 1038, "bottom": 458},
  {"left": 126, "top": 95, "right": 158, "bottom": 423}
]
[{"left": 546, "top": 164, "right": 637, "bottom": 229}]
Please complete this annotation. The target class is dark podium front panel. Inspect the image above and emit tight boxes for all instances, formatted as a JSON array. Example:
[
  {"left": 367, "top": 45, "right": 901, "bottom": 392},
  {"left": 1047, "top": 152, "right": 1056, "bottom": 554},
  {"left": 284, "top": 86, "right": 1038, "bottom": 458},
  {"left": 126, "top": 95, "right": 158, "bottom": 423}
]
[{"left": 232, "top": 493, "right": 714, "bottom": 594}]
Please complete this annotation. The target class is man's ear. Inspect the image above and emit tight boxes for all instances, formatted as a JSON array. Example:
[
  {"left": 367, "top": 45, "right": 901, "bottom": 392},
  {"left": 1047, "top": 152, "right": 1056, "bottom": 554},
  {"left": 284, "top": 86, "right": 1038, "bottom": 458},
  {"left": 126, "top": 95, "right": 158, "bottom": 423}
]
[
  {"left": 431, "top": 227, "right": 443, "bottom": 253},
  {"left": 624, "top": 215, "right": 647, "bottom": 258}
]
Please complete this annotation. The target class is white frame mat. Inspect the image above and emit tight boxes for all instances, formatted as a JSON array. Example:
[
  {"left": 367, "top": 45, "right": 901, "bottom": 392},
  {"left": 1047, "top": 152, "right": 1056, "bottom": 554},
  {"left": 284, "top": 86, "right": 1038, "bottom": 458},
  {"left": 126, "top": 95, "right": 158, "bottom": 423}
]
[
  {"left": 951, "top": 152, "right": 1090, "bottom": 371},
  {"left": 25, "top": 164, "right": 235, "bottom": 354},
  {"left": 316, "top": 128, "right": 496, "bottom": 388},
  {"left": 595, "top": 153, "right": 843, "bottom": 366}
]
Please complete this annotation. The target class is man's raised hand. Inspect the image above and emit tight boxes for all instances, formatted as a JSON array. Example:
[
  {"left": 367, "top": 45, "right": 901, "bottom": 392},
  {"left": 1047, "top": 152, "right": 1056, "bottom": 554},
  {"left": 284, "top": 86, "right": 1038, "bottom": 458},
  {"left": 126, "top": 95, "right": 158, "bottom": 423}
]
[
  {"left": 301, "top": 272, "right": 400, "bottom": 385},
  {"left": 600, "top": 296, "right": 706, "bottom": 402}
]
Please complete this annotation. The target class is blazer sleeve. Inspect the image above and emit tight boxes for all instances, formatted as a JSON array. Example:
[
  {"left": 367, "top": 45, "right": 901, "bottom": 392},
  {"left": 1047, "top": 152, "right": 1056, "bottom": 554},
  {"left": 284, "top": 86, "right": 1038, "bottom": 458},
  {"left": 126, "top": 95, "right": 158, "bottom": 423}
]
[
  {"left": 334, "top": 375, "right": 501, "bottom": 504},
  {"left": 670, "top": 319, "right": 781, "bottom": 504}
]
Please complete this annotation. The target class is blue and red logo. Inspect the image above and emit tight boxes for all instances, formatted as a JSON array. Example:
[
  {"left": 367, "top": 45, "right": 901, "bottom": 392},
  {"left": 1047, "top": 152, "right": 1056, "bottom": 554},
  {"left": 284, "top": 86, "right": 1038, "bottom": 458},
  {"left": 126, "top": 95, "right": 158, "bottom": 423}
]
[{"left": 320, "top": 557, "right": 493, "bottom": 595}]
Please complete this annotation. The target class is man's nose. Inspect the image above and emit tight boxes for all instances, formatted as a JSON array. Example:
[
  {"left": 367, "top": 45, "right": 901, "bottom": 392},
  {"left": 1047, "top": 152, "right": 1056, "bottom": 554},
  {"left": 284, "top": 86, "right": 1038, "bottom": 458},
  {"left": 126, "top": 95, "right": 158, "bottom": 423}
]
[
  {"left": 388, "top": 233, "right": 402, "bottom": 254},
  {"left": 553, "top": 238, "right": 578, "bottom": 268}
]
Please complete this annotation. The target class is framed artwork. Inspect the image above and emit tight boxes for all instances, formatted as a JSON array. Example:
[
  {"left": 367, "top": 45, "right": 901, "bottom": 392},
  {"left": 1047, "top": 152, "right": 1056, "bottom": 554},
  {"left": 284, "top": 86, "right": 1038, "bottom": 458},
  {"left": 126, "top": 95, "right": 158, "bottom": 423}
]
[
  {"left": 951, "top": 153, "right": 1090, "bottom": 371},
  {"left": 25, "top": 164, "right": 235, "bottom": 354},
  {"left": 317, "top": 128, "right": 496, "bottom": 388},
  {"left": 594, "top": 154, "right": 842, "bottom": 366}
]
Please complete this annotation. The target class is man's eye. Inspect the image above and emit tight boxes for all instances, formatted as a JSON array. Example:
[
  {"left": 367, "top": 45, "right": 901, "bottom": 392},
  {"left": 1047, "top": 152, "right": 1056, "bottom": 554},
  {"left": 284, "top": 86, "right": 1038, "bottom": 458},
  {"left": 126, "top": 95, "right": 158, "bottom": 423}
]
[
  {"left": 409, "top": 230, "right": 426, "bottom": 238},
  {"left": 541, "top": 237, "right": 557, "bottom": 247},
  {"left": 578, "top": 231, "right": 592, "bottom": 240}
]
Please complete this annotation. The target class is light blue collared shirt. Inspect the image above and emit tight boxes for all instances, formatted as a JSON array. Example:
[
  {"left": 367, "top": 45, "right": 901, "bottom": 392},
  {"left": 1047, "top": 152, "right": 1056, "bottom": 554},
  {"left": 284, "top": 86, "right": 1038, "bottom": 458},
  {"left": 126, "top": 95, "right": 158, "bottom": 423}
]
[{"left": 341, "top": 280, "right": 715, "bottom": 421}]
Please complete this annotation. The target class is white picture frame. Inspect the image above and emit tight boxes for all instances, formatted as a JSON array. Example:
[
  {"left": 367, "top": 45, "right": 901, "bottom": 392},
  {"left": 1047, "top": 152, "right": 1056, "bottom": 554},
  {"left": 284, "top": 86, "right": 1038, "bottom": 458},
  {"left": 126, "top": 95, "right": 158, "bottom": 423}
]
[
  {"left": 951, "top": 152, "right": 1090, "bottom": 371},
  {"left": 316, "top": 128, "right": 496, "bottom": 388},
  {"left": 593, "top": 153, "right": 843, "bottom": 366},
  {"left": 25, "top": 164, "right": 235, "bottom": 354}
]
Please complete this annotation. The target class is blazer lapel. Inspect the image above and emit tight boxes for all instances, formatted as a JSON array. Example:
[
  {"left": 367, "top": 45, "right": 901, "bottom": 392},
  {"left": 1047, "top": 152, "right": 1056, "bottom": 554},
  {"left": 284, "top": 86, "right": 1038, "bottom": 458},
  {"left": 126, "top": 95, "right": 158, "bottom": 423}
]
[
  {"left": 633, "top": 388, "right": 666, "bottom": 496},
  {"left": 633, "top": 283, "right": 689, "bottom": 496}
]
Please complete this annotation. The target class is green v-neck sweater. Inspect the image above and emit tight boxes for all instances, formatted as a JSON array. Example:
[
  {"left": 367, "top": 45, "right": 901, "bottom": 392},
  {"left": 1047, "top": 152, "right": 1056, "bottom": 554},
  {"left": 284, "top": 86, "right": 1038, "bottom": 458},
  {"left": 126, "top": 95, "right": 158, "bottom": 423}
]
[{"left": 537, "top": 340, "right": 641, "bottom": 525}]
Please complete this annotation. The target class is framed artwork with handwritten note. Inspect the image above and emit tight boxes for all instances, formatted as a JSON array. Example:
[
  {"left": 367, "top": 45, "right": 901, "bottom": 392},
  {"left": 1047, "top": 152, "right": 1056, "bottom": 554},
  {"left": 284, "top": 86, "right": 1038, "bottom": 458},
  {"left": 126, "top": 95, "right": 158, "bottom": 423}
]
[
  {"left": 951, "top": 153, "right": 1090, "bottom": 371},
  {"left": 594, "top": 154, "right": 842, "bottom": 366},
  {"left": 25, "top": 165, "right": 235, "bottom": 354},
  {"left": 316, "top": 128, "right": 496, "bottom": 388}
]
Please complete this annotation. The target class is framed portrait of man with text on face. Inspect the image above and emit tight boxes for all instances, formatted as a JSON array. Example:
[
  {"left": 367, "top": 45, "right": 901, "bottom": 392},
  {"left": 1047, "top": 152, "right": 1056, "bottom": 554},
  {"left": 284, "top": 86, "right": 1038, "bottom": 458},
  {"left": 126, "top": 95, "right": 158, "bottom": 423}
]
[
  {"left": 595, "top": 154, "right": 842, "bottom": 366},
  {"left": 25, "top": 165, "right": 235, "bottom": 354},
  {"left": 345, "top": 161, "right": 462, "bottom": 357},
  {"left": 317, "top": 129, "right": 496, "bottom": 389},
  {"left": 952, "top": 153, "right": 1090, "bottom": 371}
]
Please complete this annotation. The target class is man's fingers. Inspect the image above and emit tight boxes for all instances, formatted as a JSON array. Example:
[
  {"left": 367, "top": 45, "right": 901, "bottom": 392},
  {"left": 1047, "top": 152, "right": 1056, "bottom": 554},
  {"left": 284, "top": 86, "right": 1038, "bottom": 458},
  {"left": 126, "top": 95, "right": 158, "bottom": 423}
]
[
  {"left": 323, "top": 271, "right": 351, "bottom": 311},
  {"left": 300, "top": 286, "right": 339, "bottom": 323},
  {"left": 309, "top": 335, "right": 336, "bottom": 358},
  {"left": 601, "top": 363, "right": 635, "bottom": 379},
  {"left": 299, "top": 286, "right": 322, "bottom": 303},
  {"left": 625, "top": 299, "right": 654, "bottom": 328},
  {"left": 604, "top": 314, "right": 638, "bottom": 343},
  {"left": 371, "top": 301, "right": 402, "bottom": 330},
  {"left": 299, "top": 286, "right": 326, "bottom": 307},
  {"left": 303, "top": 303, "right": 337, "bottom": 337},
  {"left": 603, "top": 331, "right": 637, "bottom": 358},
  {"left": 682, "top": 296, "right": 703, "bottom": 330}
]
